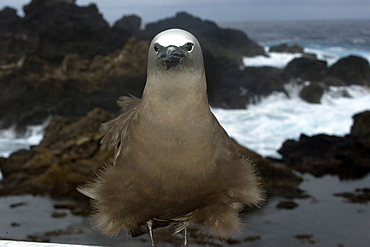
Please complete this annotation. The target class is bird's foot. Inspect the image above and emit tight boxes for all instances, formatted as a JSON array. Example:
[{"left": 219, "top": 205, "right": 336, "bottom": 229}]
[
  {"left": 180, "top": 227, "right": 188, "bottom": 247},
  {"left": 146, "top": 220, "right": 157, "bottom": 247}
]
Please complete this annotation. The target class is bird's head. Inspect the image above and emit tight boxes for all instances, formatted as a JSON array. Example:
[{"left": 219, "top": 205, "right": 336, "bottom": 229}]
[
  {"left": 147, "top": 28, "right": 205, "bottom": 76},
  {"left": 143, "top": 29, "right": 207, "bottom": 103}
]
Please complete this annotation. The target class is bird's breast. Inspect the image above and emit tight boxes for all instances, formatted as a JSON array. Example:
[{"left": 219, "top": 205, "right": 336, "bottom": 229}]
[{"left": 123, "top": 106, "right": 219, "bottom": 178}]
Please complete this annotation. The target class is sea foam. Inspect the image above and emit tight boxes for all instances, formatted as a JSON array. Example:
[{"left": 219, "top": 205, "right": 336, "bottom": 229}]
[
  {"left": 243, "top": 43, "right": 370, "bottom": 69},
  {"left": 212, "top": 84, "right": 370, "bottom": 158},
  {"left": 0, "top": 118, "right": 50, "bottom": 158},
  {"left": 243, "top": 51, "right": 302, "bottom": 68}
]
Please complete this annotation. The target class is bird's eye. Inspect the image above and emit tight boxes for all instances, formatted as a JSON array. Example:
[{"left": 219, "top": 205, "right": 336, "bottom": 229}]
[
  {"left": 185, "top": 42, "right": 194, "bottom": 52},
  {"left": 154, "top": 44, "right": 159, "bottom": 53}
]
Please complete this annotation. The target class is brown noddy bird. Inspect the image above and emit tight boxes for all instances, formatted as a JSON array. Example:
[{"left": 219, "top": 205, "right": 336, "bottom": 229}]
[{"left": 78, "top": 28, "right": 265, "bottom": 247}]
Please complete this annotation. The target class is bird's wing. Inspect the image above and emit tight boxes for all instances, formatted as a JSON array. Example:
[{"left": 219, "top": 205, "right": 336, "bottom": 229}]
[{"left": 100, "top": 95, "right": 141, "bottom": 160}]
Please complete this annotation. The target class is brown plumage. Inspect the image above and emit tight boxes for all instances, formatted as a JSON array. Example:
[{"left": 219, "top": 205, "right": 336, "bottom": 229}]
[{"left": 78, "top": 28, "right": 265, "bottom": 246}]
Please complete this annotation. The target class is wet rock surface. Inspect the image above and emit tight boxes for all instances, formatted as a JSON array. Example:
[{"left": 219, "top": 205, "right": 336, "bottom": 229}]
[
  {"left": 328, "top": 55, "right": 370, "bottom": 86},
  {"left": 276, "top": 200, "right": 299, "bottom": 209},
  {"left": 233, "top": 139, "right": 304, "bottom": 199},
  {"left": 294, "top": 234, "right": 319, "bottom": 244},
  {"left": 269, "top": 43, "right": 304, "bottom": 54},
  {"left": 216, "top": 66, "right": 286, "bottom": 108},
  {"left": 299, "top": 82, "right": 325, "bottom": 104},
  {"left": 283, "top": 57, "right": 328, "bottom": 82},
  {"left": 269, "top": 43, "right": 317, "bottom": 59},
  {"left": 0, "top": 108, "right": 115, "bottom": 215},
  {"left": 334, "top": 188, "right": 370, "bottom": 204},
  {"left": 278, "top": 111, "right": 370, "bottom": 179}
]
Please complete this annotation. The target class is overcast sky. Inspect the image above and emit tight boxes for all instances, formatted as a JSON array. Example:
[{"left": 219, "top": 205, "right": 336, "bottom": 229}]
[{"left": 2, "top": 0, "right": 370, "bottom": 24}]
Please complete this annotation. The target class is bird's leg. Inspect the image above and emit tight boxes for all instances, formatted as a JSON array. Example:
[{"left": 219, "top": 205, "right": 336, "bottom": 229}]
[
  {"left": 180, "top": 227, "right": 188, "bottom": 247},
  {"left": 146, "top": 220, "right": 157, "bottom": 247}
]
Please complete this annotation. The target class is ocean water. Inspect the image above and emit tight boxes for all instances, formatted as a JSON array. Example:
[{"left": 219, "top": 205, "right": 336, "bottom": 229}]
[
  {"left": 217, "top": 19, "right": 370, "bottom": 157},
  {"left": 223, "top": 19, "right": 370, "bottom": 66}
]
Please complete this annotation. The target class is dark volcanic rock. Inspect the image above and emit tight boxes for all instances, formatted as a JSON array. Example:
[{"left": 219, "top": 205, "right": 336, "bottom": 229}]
[
  {"left": 0, "top": 0, "right": 144, "bottom": 131},
  {"left": 0, "top": 108, "right": 113, "bottom": 207},
  {"left": 276, "top": 200, "right": 299, "bottom": 209},
  {"left": 328, "top": 55, "right": 370, "bottom": 86},
  {"left": 0, "top": 36, "right": 149, "bottom": 131},
  {"left": 23, "top": 0, "right": 108, "bottom": 32},
  {"left": 334, "top": 188, "right": 370, "bottom": 204},
  {"left": 350, "top": 110, "right": 370, "bottom": 150},
  {"left": 0, "top": 0, "right": 135, "bottom": 68},
  {"left": 282, "top": 55, "right": 370, "bottom": 103},
  {"left": 299, "top": 82, "right": 325, "bottom": 104},
  {"left": 0, "top": 6, "right": 20, "bottom": 25},
  {"left": 23, "top": 0, "right": 109, "bottom": 33},
  {"left": 320, "top": 76, "right": 347, "bottom": 87},
  {"left": 281, "top": 55, "right": 370, "bottom": 104},
  {"left": 269, "top": 43, "right": 316, "bottom": 59},
  {"left": 351, "top": 111, "right": 370, "bottom": 138},
  {"left": 0, "top": 6, "right": 33, "bottom": 69},
  {"left": 233, "top": 140, "right": 304, "bottom": 198},
  {"left": 278, "top": 111, "right": 370, "bottom": 179},
  {"left": 283, "top": 57, "right": 328, "bottom": 82},
  {"left": 215, "top": 66, "right": 286, "bottom": 108},
  {"left": 269, "top": 43, "right": 304, "bottom": 54},
  {"left": 113, "top": 14, "right": 141, "bottom": 33},
  {"left": 22, "top": 0, "right": 113, "bottom": 61}
]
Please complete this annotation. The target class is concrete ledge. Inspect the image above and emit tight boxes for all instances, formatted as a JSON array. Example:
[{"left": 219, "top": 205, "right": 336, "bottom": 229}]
[{"left": 0, "top": 240, "right": 100, "bottom": 247}]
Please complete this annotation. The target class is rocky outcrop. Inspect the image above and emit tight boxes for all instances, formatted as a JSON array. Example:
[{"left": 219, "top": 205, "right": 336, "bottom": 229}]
[
  {"left": 334, "top": 188, "right": 370, "bottom": 204},
  {"left": 113, "top": 14, "right": 141, "bottom": 34},
  {"left": 21, "top": 0, "right": 121, "bottom": 62},
  {"left": 269, "top": 43, "right": 316, "bottom": 59},
  {"left": 0, "top": 6, "right": 19, "bottom": 25},
  {"left": 233, "top": 140, "right": 304, "bottom": 198},
  {"left": 0, "top": 36, "right": 149, "bottom": 132},
  {"left": 283, "top": 57, "right": 328, "bottom": 82},
  {"left": 0, "top": 108, "right": 114, "bottom": 215},
  {"left": 269, "top": 43, "right": 304, "bottom": 54},
  {"left": 284, "top": 55, "right": 370, "bottom": 86},
  {"left": 23, "top": 0, "right": 108, "bottom": 30},
  {"left": 282, "top": 55, "right": 370, "bottom": 104},
  {"left": 0, "top": 0, "right": 143, "bottom": 131},
  {"left": 278, "top": 111, "right": 370, "bottom": 179},
  {"left": 214, "top": 66, "right": 286, "bottom": 108},
  {"left": 328, "top": 55, "right": 370, "bottom": 86},
  {"left": 299, "top": 82, "right": 325, "bottom": 104},
  {"left": 351, "top": 111, "right": 370, "bottom": 137}
]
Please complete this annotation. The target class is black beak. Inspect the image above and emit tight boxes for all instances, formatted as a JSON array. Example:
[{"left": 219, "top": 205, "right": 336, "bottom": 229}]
[{"left": 160, "top": 45, "right": 185, "bottom": 69}]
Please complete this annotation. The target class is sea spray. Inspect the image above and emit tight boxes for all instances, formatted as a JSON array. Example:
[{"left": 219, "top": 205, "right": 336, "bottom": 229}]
[
  {"left": 0, "top": 117, "right": 51, "bottom": 158},
  {"left": 212, "top": 84, "right": 370, "bottom": 158}
]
